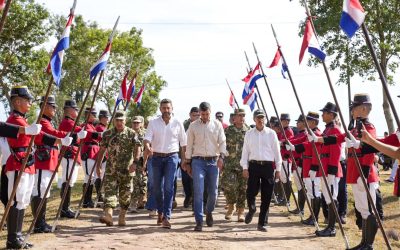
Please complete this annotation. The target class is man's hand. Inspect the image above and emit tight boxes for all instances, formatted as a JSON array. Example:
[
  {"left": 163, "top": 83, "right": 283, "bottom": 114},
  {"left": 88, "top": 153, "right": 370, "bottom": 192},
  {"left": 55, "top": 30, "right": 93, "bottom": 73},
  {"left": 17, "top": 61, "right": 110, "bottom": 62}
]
[
  {"left": 360, "top": 124, "right": 373, "bottom": 145},
  {"left": 181, "top": 161, "right": 187, "bottom": 172},
  {"left": 242, "top": 169, "right": 249, "bottom": 179},
  {"left": 129, "top": 162, "right": 137, "bottom": 173},
  {"left": 145, "top": 146, "right": 153, "bottom": 157},
  {"left": 274, "top": 171, "right": 281, "bottom": 181},
  {"left": 217, "top": 158, "right": 224, "bottom": 170}
]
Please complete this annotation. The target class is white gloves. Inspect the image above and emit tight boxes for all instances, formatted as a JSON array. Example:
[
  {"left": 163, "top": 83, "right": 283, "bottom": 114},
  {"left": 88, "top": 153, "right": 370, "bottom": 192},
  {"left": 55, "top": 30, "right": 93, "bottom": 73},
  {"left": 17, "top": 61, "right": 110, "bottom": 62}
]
[
  {"left": 344, "top": 137, "right": 353, "bottom": 149},
  {"left": 77, "top": 129, "right": 87, "bottom": 139},
  {"left": 348, "top": 133, "right": 360, "bottom": 149},
  {"left": 309, "top": 170, "right": 317, "bottom": 180},
  {"left": 285, "top": 142, "right": 295, "bottom": 151},
  {"left": 61, "top": 134, "right": 73, "bottom": 146},
  {"left": 25, "top": 124, "right": 42, "bottom": 135},
  {"left": 307, "top": 130, "right": 318, "bottom": 143}
]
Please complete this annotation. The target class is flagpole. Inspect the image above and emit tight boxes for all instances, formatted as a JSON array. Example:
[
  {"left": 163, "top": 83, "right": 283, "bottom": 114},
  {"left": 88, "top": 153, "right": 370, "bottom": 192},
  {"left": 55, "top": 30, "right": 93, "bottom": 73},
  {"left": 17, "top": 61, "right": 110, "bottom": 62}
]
[
  {"left": 0, "top": 0, "right": 12, "bottom": 34},
  {"left": 252, "top": 42, "right": 303, "bottom": 219},
  {"left": 225, "top": 78, "right": 240, "bottom": 109},
  {"left": 302, "top": 2, "right": 391, "bottom": 248}
]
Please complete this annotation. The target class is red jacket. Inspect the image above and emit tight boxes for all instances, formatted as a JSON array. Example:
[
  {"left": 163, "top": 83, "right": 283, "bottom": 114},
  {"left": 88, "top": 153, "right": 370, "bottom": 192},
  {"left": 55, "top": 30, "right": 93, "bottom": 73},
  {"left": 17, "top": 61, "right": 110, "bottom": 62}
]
[
  {"left": 59, "top": 116, "right": 82, "bottom": 164},
  {"left": 312, "top": 122, "right": 343, "bottom": 178},
  {"left": 290, "top": 130, "right": 307, "bottom": 170},
  {"left": 34, "top": 115, "right": 67, "bottom": 172},
  {"left": 6, "top": 112, "right": 37, "bottom": 174},
  {"left": 81, "top": 122, "right": 101, "bottom": 160},
  {"left": 278, "top": 127, "right": 294, "bottom": 163}
]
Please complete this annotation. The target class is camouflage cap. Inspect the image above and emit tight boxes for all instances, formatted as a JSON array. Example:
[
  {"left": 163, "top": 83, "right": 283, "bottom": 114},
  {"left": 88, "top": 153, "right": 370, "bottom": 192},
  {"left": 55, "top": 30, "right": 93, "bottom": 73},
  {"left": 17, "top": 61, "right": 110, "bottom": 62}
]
[
  {"left": 114, "top": 110, "right": 126, "bottom": 120},
  {"left": 234, "top": 108, "right": 246, "bottom": 115},
  {"left": 133, "top": 115, "right": 144, "bottom": 123}
]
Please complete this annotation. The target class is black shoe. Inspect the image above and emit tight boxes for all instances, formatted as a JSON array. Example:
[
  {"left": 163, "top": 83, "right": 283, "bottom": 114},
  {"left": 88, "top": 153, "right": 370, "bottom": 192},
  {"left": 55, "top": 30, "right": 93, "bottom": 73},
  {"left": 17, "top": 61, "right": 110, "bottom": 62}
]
[
  {"left": 206, "top": 213, "right": 213, "bottom": 227},
  {"left": 302, "top": 216, "right": 315, "bottom": 226},
  {"left": 33, "top": 224, "right": 52, "bottom": 233},
  {"left": 194, "top": 222, "right": 203, "bottom": 231},
  {"left": 339, "top": 215, "right": 347, "bottom": 224},
  {"left": 60, "top": 209, "right": 76, "bottom": 219},
  {"left": 245, "top": 209, "right": 255, "bottom": 224},
  {"left": 316, "top": 227, "right": 336, "bottom": 237},
  {"left": 183, "top": 196, "right": 191, "bottom": 208},
  {"left": 289, "top": 208, "right": 301, "bottom": 214},
  {"left": 257, "top": 224, "right": 267, "bottom": 232},
  {"left": 6, "top": 239, "right": 24, "bottom": 249}
]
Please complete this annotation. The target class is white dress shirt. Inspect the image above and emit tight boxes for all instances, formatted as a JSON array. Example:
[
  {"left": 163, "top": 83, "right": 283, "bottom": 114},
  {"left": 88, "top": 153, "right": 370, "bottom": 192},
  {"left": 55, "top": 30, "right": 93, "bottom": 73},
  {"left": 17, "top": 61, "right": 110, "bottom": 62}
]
[
  {"left": 185, "top": 119, "right": 227, "bottom": 159},
  {"left": 240, "top": 126, "right": 282, "bottom": 171},
  {"left": 144, "top": 116, "right": 187, "bottom": 153}
]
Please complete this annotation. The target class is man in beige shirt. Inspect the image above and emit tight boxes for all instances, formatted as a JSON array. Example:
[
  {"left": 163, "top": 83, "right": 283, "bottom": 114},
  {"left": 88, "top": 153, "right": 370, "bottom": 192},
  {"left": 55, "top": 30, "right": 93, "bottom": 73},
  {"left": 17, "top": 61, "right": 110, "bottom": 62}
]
[{"left": 184, "top": 102, "right": 226, "bottom": 232}]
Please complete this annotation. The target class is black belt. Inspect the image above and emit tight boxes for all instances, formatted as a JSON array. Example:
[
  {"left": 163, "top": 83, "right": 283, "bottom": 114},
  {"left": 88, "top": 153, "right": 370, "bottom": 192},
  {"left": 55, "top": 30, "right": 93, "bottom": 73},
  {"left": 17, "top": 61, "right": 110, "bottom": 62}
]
[
  {"left": 249, "top": 160, "right": 273, "bottom": 166},
  {"left": 11, "top": 147, "right": 28, "bottom": 153},
  {"left": 348, "top": 153, "right": 362, "bottom": 158},
  {"left": 153, "top": 152, "right": 178, "bottom": 157},
  {"left": 303, "top": 155, "right": 312, "bottom": 159},
  {"left": 85, "top": 142, "right": 99, "bottom": 146},
  {"left": 37, "top": 145, "right": 58, "bottom": 150},
  {"left": 320, "top": 153, "right": 330, "bottom": 158},
  {"left": 192, "top": 156, "right": 218, "bottom": 161}
]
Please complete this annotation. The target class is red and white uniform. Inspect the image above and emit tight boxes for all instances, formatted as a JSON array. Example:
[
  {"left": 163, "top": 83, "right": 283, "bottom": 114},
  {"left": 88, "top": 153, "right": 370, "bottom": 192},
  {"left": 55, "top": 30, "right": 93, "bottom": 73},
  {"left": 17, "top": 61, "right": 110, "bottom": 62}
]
[
  {"left": 95, "top": 123, "right": 107, "bottom": 179},
  {"left": 81, "top": 122, "right": 101, "bottom": 184},
  {"left": 289, "top": 130, "right": 307, "bottom": 191},
  {"left": 278, "top": 127, "right": 294, "bottom": 183}
]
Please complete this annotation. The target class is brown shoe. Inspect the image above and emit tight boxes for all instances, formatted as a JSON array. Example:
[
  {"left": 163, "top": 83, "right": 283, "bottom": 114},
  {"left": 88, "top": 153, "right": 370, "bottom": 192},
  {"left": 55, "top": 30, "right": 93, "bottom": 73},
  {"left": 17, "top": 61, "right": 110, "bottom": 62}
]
[
  {"left": 118, "top": 209, "right": 127, "bottom": 226},
  {"left": 99, "top": 207, "right": 113, "bottom": 226},
  {"left": 238, "top": 208, "right": 245, "bottom": 222},
  {"left": 157, "top": 213, "right": 163, "bottom": 225},
  {"left": 162, "top": 217, "right": 171, "bottom": 229}
]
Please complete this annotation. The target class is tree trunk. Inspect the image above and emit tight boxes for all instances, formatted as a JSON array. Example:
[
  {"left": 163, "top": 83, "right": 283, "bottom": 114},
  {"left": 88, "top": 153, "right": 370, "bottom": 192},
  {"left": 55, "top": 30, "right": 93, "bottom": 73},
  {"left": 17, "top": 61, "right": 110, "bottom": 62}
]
[{"left": 380, "top": 53, "right": 395, "bottom": 133}]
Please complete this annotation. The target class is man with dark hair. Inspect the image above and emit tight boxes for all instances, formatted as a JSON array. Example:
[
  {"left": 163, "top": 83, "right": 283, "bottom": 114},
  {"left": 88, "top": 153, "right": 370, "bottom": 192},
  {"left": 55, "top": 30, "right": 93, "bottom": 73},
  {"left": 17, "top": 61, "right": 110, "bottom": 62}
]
[
  {"left": 144, "top": 99, "right": 187, "bottom": 229},
  {"left": 185, "top": 102, "right": 226, "bottom": 231},
  {"left": 215, "top": 111, "right": 228, "bottom": 129}
]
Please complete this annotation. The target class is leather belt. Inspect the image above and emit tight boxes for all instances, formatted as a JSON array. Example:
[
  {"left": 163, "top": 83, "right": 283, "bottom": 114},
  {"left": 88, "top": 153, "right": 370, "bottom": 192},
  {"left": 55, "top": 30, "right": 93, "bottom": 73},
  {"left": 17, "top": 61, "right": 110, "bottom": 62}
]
[
  {"left": 192, "top": 156, "right": 218, "bottom": 161},
  {"left": 348, "top": 153, "right": 362, "bottom": 158},
  {"left": 249, "top": 160, "right": 273, "bottom": 166},
  {"left": 153, "top": 152, "right": 178, "bottom": 157},
  {"left": 85, "top": 142, "right": 99, "bottom": 146},
  {"left": 11, "top": 147, "right": 28, "bottom": 153},
  {"left": 37, "top": 145, "right": 58, "bottom": 150},
  {"left": 303, "top": 155, "right": 312, "bottom": 159},
  {"left": 320, "top": 153, "right": 330, "bottom": 158}
]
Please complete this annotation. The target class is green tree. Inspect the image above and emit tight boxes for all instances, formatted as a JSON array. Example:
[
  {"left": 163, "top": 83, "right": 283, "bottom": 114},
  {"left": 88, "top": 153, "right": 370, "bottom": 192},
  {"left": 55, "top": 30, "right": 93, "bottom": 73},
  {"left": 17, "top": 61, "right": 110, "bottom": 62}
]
[
  {"left": 304, "top": 0, "right": 400, "bottom": 132},
  {"left": 0, "top": 0, "right": 53, "bottom": 111}
]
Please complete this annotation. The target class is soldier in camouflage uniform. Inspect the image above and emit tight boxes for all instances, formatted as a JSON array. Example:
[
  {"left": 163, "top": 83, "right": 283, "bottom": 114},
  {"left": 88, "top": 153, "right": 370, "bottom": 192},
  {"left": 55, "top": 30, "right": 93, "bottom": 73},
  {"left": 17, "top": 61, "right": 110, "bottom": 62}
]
[
  {"left": 130, "top": 116, "right": 147, "bottom": 212},
  {"left": 97, "top": 111, "right": 141, "bottom": 227},
  {"left": 221, "top": 108, "right": 250, "bottom": 222}
]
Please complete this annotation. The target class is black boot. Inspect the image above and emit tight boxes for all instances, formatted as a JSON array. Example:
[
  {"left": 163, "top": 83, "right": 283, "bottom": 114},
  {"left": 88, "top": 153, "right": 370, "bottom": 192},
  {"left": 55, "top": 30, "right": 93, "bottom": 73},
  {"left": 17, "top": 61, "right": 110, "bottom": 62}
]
[
  {"left": 95, "top": 178, "right": 103, "bottom": 202},
  {"left": 349, "top": 218, "right": 366, "bottom": 250},
  {"left": 283, "top": 181, "right": 292, "bottom": 206},
  {"left": 303, "top": 197, "right": 321, "bottom": 226},
  {"left": 6, "top": 207, "right": 23, "bottom": 249},
  {"left": 32, "top": 196, "right": 51, "bottom": 233},
  {"left": 16, "top": 209, "right": 34, "bottom": 249},
  {"left": 316, "top": 201, "right": 336, "bottom": 237},
  {"left": 60, "top": 183, "right": 76, "bottom": 219},
  {"left": 82, "top": 183, "right": 88, "bottom": 208},
  {"left": 361, "top": 215, "right": 378, "bottom": 250},
  {"left": 290, "top": 189, "right": 305, "bottom": 214},
  {"left": 275, "top": 182, "right": 285, "bottom": 206},
  {"left": 87, "top": 184, "right": 95, "bottom": 208}
]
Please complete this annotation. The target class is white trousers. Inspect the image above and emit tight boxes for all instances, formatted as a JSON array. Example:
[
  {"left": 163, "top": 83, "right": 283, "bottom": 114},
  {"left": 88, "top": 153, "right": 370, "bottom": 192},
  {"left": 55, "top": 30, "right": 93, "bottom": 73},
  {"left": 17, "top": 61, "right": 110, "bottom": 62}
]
[
  {"left": 304, "top": 177, "right": 321, "bottom": 200},
  {"left": 321, "top": 176, "right": 340, "bottom": 204},
  {"left": 83, "top": 159, "right": 96, "bottom": 184},
  {"left": 61, "top": 158, "right": 80, "bottom": 187},
  {"left": 280, "top": 160, "right": 292, "bottom": 183},
  {"left": 6, "top": 171, "right": 34, "bottom": 210},
  {"left": 293, "top": 167, "right": 303, "bottom": 191},
  {"left": 352, "top": 179, "right": 378, "bottom": 219},
  {"left": 32, "top": 169, "right": 53, "bottom": 198}
]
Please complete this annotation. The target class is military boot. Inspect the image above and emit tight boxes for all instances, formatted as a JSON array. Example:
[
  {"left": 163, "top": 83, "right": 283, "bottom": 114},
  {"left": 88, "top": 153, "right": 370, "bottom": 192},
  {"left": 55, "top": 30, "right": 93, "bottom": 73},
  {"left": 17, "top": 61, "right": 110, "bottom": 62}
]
[
  {"left": 225, "top": 204, "right": 234, "bottom": 220},
  {"left": 61, "top": 184, "right": 77, "bottom": 218},
  {"left": 94, "top": 178, "right": 103, "bottom": 202},
  {"left": 6, "top": 207, "right": 23, "bottom": 249},
  {"left": 316, "top": 201, "right": 336, "bottom": 237},
  {"left": 129, "top": 199, "right": 138, "bottom": 213},
  {"left": 362, "top": 215, "right": 378, "bottom": 250},
  {"left": 32, "top": 196, "right": 51, "bottom": 233},
  {"left": 349, "top": 218, "right": 366, "bottom": 250},
  {"left": 118, "top": 209, "right": 127, "bottom": 226},
  {"left": 283, "top": 181, "right": 292, "bottom": 206},
  {"left": 237, "top": 208, "right": 245, "bottom": 222},
  {"left": 303, "top": 197, "right": 321, "bottom": 226},
  {"left": 99, "top": 207, "right": 113, "bottom": 226}
]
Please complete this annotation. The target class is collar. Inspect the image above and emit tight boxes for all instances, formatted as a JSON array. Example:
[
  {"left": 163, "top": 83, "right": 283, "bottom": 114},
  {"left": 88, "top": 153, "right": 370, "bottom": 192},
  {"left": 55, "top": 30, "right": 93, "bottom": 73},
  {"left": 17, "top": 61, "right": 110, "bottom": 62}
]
[
  {"left": 64, "top": 116, "right": 74, "bottom": 121},
  {"left": 43, "top": 114, "right": 52, "bottom": 121},
  {"left": 200, "top": 118, "right": 210, "bottom": 124},
  {"left": 13, "top": 110, "right": 26, "bottom": 118},
  {"left": 325, "top": 121, "right": 334, "bottom": 128},
  {"left": 298, "top": 129, "right": 305, "bottom": 134},
  {"left": 312, "top": 127, "right": 319, "bottom": 132},
  {"left": 360, "top": 118, "right": 370, "bottom": 124}
]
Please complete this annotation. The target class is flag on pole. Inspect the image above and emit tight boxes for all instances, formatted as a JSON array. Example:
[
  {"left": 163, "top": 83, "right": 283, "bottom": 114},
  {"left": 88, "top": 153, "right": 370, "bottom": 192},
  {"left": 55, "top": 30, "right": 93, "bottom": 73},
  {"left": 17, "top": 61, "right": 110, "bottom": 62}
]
[
  {"left": 134, "top": 83, "right": 145, "bottom": 107},
  {"left": 242, "top": 63, "right": 262, "bottom": 99},
  {"left": 268, "top": 48, "right": 288, "bottom": 79},
  {"left": 116, "top": 71, "right": 128, "bottom": 107},
  {"left": 243, "top": 89, "right": 257, "bottom": 111},
  {"left": 340, "top": 0, "right": 365, "bottom": 38},
  {"left": 90, "top": 42, "right": 111, "bottom": 80},
  {"left": 229, "top": 91, "right": 235, "bottom": 109},
  {"left": 299, "top": 17, "right": 326, "bottom": 64},
  {"left": 46, "top": 7, "right": 75, "bottom": 86},
  {"left": 126, "top": 73, "right": 137, "bottom": 103}
]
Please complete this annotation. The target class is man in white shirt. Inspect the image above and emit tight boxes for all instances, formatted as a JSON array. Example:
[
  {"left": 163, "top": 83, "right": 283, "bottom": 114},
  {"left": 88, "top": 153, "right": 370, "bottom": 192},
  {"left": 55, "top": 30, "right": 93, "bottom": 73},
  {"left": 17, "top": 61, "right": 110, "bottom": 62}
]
[
  {"left": 184, "top": 102, "right": 226, "bottom": 232},
  {"left": 240, "top": 109, "right": 282, "bottom": 232},
  {"left": 144, "top": 99, "right": 187, "bottom": 229}
]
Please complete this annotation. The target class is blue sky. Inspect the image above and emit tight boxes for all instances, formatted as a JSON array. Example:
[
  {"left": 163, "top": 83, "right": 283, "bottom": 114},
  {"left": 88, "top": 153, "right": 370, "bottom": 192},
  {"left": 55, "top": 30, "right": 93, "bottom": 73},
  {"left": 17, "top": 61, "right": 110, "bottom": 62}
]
[{"left": 21, "top": 0, "right": 400, "bottom": 135}]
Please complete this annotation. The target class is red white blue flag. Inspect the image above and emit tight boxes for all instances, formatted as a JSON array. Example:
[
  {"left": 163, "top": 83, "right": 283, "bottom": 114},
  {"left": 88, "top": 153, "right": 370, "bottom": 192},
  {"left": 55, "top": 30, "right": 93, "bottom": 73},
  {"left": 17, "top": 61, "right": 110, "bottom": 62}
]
[
  {"left": 299, "top": 17, "right": 326, "bottom": 64},
  {"left": 116, "top": 71, "right": 128, "bottom": 107},
  {"left": 340, "top": 0, "right": 365, "bottom": 38},
  {"left": 243, "top": 89, "right": 257, "bottom": 111},
  {"left": 90, "top": 42, "right": 111, "bottom": 80},
  {"left": 134, "top": 83, "right": 145, "bottom": 107},
  {"left": 229, "top": 91, "right": 235, "bottom": 109},
  {"left": 242, "top": 63, "right": 262, "bottom": 99},
  {"left": 268, "top": 48, "right": 288, "bottom": 79}
]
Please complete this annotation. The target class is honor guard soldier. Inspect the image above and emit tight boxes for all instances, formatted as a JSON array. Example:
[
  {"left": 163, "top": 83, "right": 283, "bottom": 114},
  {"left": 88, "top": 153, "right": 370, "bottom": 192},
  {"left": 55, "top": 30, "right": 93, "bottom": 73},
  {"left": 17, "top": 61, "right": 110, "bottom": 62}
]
[
  {"left": 5, "top": 86, "right": 68, "bottom": 249},
  {"left": 32, "top": 96, "right": 73, "bottom": 233},
  {"left": 308, "top": 102, "right": 343, "bottom": 237},
  {"left": 94, "top": 109, "right": 109, "bottom": 204},
  {"left": 287, "top": 112, "right": 323, "bottom": 226},
  {"left": 59, "top": 100, "right": 87, "bottom": 218},
  {"left": 222, "top": 108, "right": 249, "bottom": 222},
  {"left": 81, "top": 107, "right": 102, "bottom": 208},
  {"left": 98, "top": 110, "right": 141, "bottom": 227},
  {"left": 277, "top": 113, "right": 294, "bottom": 206}
]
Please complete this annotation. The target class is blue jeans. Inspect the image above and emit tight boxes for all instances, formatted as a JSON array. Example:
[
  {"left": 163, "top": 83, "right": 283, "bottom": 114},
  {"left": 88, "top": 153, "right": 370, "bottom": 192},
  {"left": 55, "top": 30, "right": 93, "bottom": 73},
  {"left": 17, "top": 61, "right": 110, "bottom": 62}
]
[
  {"left": 152, "top": 154, "right": 178, "bottom": 219},
  {"left": 145, "top": 157, "right": 157, "bottom": 210},
  {"left": 192, "top": 158, "right": 219, "bottom": 223}
]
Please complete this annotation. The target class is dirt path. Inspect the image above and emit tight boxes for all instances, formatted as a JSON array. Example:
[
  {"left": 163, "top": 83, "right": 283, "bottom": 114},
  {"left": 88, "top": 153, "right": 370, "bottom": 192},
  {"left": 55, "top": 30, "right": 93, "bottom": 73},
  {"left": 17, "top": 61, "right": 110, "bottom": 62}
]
[{"left": 32, "top": 194, "right": 342, "bottom": 250}]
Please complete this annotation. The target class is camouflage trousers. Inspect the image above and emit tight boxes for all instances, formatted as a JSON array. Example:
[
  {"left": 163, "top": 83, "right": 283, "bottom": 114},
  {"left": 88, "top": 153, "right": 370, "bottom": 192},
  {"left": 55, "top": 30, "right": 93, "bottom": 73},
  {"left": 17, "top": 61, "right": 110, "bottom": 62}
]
[
  {"left": 104, "top": 166, "right": 133, "bottom": 210},
  {"left": 221, "top": 169, "right": 247, "bottom": 208},
  {"left": 131, "top": 163, "right": 147, "bottom": 201}
]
